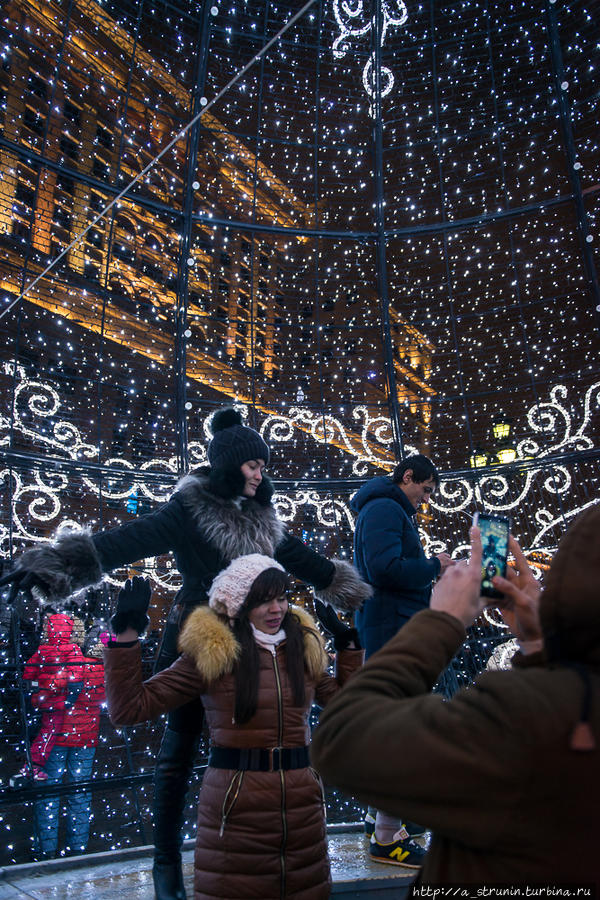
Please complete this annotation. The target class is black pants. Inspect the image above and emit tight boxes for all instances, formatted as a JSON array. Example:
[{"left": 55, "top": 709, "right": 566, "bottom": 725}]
[{"left": 153, "top": 599, "right": 204, "bottom": 866}]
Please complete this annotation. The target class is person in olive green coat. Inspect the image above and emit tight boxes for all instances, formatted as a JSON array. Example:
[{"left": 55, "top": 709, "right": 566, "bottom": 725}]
[{"left": 311, "top": 507, "right": 600, "bottom": 887}]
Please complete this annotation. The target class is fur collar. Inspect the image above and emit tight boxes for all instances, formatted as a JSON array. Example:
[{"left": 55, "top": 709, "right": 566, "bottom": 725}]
[
  {"left": 177, "top": 605, "right": 328, "bottom": 684},
  {"left": 176, "top": 472, "right": 286, "bottom": 562}
]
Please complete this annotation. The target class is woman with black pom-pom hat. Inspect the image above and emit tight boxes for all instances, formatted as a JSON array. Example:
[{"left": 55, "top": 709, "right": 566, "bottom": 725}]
[{"left": 1, "top": 407, "right": 372, "bottom": 900}]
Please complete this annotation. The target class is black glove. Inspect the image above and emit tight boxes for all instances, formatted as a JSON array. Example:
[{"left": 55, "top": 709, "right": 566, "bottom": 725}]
[
  {"left": 313, "top": 599, "right": 361, "bottom": 651},
  {"left": 111, "top": 577, "right": 151, "bottom": 636}
]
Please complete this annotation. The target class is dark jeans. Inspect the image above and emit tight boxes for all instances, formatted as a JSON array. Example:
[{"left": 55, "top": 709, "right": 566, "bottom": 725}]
[{"left": 34, "top": 745, "right": 96, "bottom": 855}]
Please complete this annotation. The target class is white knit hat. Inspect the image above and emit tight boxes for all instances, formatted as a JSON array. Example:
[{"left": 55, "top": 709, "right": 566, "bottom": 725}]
[{"left": 208, "top": 554, "right": 286, "bottom": 618}]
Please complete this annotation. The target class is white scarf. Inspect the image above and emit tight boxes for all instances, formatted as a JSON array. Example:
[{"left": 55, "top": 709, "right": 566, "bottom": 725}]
[{"left": 250, "top": 623, "right": 286, "bottom": 655}]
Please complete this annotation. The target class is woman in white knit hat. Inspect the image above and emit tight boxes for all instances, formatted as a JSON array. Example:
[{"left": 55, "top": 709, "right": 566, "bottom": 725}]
[
  {"left": 2, "top": 406, "right": 371, "bottom": 900},
  {"left": 104, "top": 555, "right": 363, "bottom": 900}
]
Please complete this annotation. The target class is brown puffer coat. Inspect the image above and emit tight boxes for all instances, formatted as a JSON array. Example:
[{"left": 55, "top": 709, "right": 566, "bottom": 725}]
[{"left": 104, "top": 605, "right": 363, "bottom": 899}]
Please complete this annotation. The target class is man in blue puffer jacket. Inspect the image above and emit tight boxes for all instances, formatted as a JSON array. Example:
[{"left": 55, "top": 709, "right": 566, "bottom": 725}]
[{"left": 351, "top": 453, "right": 454, "bottom": 869}]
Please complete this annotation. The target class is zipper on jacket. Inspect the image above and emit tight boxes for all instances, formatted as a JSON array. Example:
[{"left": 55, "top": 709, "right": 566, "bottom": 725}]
[
  {"left": 272, "top": 653, "right": 283, "bottom": 748},
  {"left": 279, "top": 768, "right": 287, "bottom": 899},
  {"left": 272, "top": 652, "right": 286, "bottom": 898},
  {"left": 310, "top": 766, "right": 327, "bottom": 816},
  {"left": 219, "top": 770, "right": 244, "bottom": 837}
]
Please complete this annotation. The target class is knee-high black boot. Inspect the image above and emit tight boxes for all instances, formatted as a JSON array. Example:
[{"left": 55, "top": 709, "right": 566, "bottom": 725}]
[{"left": 152, "top": 726, "right": 200, "bottom": 900}]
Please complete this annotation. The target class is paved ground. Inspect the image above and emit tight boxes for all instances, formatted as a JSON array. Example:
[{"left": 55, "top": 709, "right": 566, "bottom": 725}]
[{"left": 0, "top": 830, "right": 424, "bottom": 898}]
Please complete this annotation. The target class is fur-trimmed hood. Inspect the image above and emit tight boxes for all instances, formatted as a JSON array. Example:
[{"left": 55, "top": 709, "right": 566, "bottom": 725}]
[
  {"left": 177, "top": 472, "right": 286, "bottom": 563},
  {"left": 177, "top": 605, "right": 328, "bottom": 684}
]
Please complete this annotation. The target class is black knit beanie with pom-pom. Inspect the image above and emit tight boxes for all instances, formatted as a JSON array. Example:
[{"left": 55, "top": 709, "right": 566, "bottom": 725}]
[{"left": 207, "top": 408, "right": 270, "bottom": 470}]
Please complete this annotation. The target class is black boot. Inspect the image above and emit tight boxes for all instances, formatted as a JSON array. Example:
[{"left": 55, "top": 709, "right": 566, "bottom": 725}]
[
  {"left": 152, "top": 726, "right": 199, "bottom": 900},
  {"left": 153, "top": 861, "right": 187, "bottom": 900}
]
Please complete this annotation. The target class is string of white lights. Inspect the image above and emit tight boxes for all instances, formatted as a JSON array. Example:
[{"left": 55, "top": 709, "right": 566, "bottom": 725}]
[
  {"left": 2, "top": 363, "right": 598, "bottom": 592},
  {"left": 261, "top": 405, "right": 418, "bottom": 475}
]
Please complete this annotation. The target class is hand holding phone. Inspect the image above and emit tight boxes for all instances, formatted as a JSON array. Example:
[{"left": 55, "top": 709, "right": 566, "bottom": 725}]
[
  {"left": 430, "top": 525, "right": 485, "bottom": 627},
  {"left": 472, "top": 512, "right": 510, "bottom": 599},
  {"left": 491, "top": 535, "right": 542, "bottom": 643}
]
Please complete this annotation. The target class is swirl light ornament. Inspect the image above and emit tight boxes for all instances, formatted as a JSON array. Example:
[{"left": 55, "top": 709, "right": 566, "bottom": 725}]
[
  {"left": 331, "top": 0, "right": 409, "bottom": 114},
  {"left": 2, "top": 362, "right": 599, "bottom": 591},
  {"left": 272, "top": 490, "right": 356, "bottom": 530},
  {"left": 431, "top": 380, "right": 600, "bottom": 556},
  {"left": 261, "top": 405, "right": 417, "bottom": 476}
]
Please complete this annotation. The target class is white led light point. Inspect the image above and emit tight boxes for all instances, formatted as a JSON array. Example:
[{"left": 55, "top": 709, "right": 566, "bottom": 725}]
[{"left": 2, "top": 363, "right": 598, "bottom": 593}]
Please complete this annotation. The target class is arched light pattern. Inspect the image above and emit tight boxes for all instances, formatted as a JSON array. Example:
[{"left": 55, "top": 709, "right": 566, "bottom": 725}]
[{"left": 3, "top": 361, "right": 599, "bottom": 591}]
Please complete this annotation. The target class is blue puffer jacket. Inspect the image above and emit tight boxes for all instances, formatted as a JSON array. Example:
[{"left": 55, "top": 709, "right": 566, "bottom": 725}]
[{"left": 351, "top": 476, "right": 441, "bottom": 658}]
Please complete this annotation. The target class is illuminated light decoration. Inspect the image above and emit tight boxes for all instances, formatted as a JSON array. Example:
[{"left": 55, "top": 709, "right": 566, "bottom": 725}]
[
  {"left": 0, "top": 362, "right": 205, "bottom": 577},
  {"left": 0, "top": 363, "right": 97, "bottom": 461},
  {"left": 529, "top": 497, "right": 600, "bottom": 551},
  {"left": 331, "top": 0, "right": 408, "bottom": 114},
  {"left": 0, "top": 363, "right": 407, "bottom": 491},
  {"left": 261, "top": 405, "right": 418, "bottom": 476},
  {"left": 516, "top": 383, "right": 600, "bottom": 460},
  {"left": 1, "top": 364, "right": 208, "bottom": 493},
  {"left": 482, "top": 607, "right": 510, "bottom": 629},
  {"left": 495, "top": 446, "right": 517, "bottom": 464},
  {"left": 272, "top": 490, "right": 356, "bottom": 530},
  {"left": 3, "top": 362, "right": 598, "bottom": 595},
  {"left": 431, "top": 382, "right": 600, "bottom": 556},
  {"left": 484, "top": 638, "right": 520, "bottom": 668},
  {"left": 469, "top": 449, "right": 488, "bottom": 468},
  {"left": 0, "top": 469, "right": 77, "bottom": 540}
]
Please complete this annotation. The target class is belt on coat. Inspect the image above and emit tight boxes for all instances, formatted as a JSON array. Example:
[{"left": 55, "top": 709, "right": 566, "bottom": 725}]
[{"left": 208, "top": 746, "right": 310, "bottom": 772}]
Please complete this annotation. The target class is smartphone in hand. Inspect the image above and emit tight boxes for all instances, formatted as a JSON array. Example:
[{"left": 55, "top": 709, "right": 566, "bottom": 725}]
[{"left": 473, "top": 512, "right": 510, "bottom": 599}]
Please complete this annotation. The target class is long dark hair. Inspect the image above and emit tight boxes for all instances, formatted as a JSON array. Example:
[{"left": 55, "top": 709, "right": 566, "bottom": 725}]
[{"left": 231, "top": 568, "right": 306, "bottom": 724}]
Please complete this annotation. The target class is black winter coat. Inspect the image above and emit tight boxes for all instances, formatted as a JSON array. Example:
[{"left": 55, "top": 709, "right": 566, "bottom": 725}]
[
  {"left": 10, "top": 471, "right": 370, "bottom": 658},
  {"left": 92, "top": 472, "right": 336, "bottom": 608},
  {"left": 91, "top": 471, "right": 368, "bottom": 671},
  {"left": 351, "top": 476, "right": 441, "bottom": 658}
]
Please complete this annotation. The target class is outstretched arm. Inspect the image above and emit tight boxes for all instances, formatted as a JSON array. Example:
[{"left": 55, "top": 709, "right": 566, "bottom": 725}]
[
  {"left": 0, "top": 496, "right": 187, "bottom": 606},
  {"left": 275, "top": 533, "right": 372, "bottom": 614},
  {"left": 104, "top": 645, "right": 203, "bottom": 726}
]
